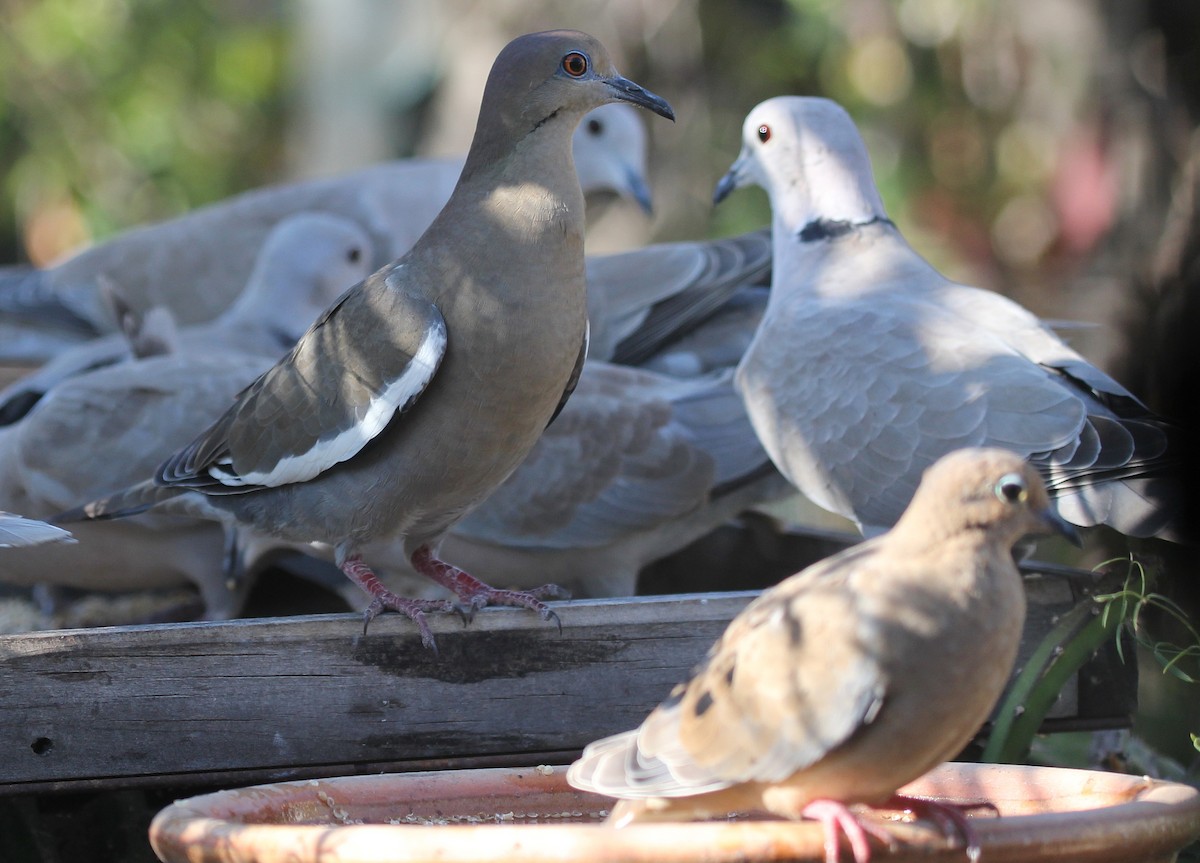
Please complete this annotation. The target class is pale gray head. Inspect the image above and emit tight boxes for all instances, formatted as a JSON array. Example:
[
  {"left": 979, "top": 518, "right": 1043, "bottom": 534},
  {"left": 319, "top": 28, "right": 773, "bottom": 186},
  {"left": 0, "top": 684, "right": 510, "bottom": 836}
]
[
  {"left": 714, "top": 96, "right": 888, "bottom": 233},
  {"left": 461, "top": 30, "right": 673, "bottom": 179},
  {"left": 573, "top": 103, "right": 653, "bottom": 212},
  {"left": 896, "top": 447, "right": 1081, "bottom": 547},
  {"left": 223, "top": 212, "right": 374, "bottom": 343}
]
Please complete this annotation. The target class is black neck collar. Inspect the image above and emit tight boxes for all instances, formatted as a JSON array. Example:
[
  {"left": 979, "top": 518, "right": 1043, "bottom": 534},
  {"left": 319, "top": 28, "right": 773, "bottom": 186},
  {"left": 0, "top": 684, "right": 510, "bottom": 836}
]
[{"left": 796, "top": 215, "right": 894, "bottom": 243}]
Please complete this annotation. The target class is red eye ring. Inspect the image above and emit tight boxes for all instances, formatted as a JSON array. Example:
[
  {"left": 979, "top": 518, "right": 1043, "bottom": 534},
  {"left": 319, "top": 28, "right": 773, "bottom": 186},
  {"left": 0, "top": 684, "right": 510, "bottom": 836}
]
[
  {"left": 757, "top": 124, "right": 771, "bottom": 143},
  {"left": 562, "top": 51, "right": 589, "bottom": 78}
]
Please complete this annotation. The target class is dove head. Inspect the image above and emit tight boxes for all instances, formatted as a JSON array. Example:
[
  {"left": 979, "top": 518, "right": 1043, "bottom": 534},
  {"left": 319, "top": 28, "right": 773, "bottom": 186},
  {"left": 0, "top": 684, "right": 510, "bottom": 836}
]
[
  {"left": 461, "top": 31, "right": 673, "bottom": 180},
  {"left": 573, "top": 103, "right": 654, "bottom": 213},
  {"left": 897, "top": 447, "right": 1081, "bottom": 548},
  {"left": 220, "top": 213, "right": 374, "bottom": 345},
  {"left": 714, "top": 97, "right": 888, "bottom": 236}
]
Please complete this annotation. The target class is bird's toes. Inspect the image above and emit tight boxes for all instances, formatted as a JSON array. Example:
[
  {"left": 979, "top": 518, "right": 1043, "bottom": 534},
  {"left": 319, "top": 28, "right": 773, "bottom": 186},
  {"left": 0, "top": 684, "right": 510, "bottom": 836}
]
[
  {"left": 457, "top": 583, "right": 567, "bottom": 629},
  {"left": 883, "top": 795, "right": 991, "bottom": 862},
  {"left": 361, "top": 593, "right": 458, "bottom": 651}
]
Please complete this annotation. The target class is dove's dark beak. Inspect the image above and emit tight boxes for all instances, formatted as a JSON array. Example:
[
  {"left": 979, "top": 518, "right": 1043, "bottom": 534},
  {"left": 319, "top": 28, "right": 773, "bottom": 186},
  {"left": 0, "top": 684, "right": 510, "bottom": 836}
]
[
  {"left": 1040, "top": 506, "right": 1082, "bottom": 547},
  {"left": 713, "top": 152, "right": 749, "bottom": 204},
  {"left": 606, "top": 76, "right": 674, "bottom": 122}
]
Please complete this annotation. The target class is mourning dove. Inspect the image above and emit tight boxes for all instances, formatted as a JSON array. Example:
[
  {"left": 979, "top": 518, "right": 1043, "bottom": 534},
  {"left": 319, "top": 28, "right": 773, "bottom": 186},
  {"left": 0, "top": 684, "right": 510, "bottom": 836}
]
[
  {"left": 0, "top": 212, "right": 373, "bottom": 425},
  {"left": 0, "top": 512, "right": 74, "bottom": 549},
  {"left": 237, "top": 361, "right": 792, "bottom": 603},
  {"left": 568, "top": 447, "right": 1079, "bottom": 863},
  {"left": 0, "top": 215, "right": 375, "bottom": 616},
  {"left": 60, "top": 31, "right": 675, "bottom": 648},
  {"left": 0, "top": 102, "right": 652, "bottom": 352},
  {"left": 715, "top": 96, "right": 1180, "bottom": 540}
]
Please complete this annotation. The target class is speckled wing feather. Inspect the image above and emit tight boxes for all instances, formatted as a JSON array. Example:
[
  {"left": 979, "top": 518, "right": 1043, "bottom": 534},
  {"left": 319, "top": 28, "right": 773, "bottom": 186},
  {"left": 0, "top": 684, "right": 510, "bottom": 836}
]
[{"left": 576, "top": 544, "right": 888, "bottom": 797}]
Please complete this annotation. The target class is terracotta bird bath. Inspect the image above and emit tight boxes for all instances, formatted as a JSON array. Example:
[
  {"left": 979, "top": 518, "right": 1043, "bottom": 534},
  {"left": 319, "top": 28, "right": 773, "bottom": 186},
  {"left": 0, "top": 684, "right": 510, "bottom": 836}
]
[{"left": 149, "top": 761, "right": 1200, "bottom": 863}]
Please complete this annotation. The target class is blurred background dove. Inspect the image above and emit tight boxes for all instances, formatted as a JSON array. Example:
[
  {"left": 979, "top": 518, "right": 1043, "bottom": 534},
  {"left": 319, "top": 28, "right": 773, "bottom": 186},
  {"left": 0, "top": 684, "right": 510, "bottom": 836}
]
[
  {"left": 0, "top": 212, "right": 374, "bottom": 618},
  {"left": 0, "top": 102, "right": 651, "bottom": 359}
]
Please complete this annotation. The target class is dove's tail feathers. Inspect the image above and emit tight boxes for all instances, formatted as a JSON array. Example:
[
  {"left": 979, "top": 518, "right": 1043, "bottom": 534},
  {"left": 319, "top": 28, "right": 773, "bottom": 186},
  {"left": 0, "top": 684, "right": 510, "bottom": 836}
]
[
  {"left": 55, "top": 481, "right": 186, "bottom": 524},
  {"left": 1038, "top": 408, "right": 1184, "bottom": 541},
  {"left": 0, "top": 513, "right": 76, "bottom": 548}
]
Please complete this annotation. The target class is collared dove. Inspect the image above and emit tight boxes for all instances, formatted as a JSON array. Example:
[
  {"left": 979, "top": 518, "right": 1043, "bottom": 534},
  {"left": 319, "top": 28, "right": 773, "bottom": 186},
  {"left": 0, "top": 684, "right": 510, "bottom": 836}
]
[
  {"left": 0, "top": 102, "right": 651, "bottom": 356},
  {"left": 61, "top": 30, "right": 676, "bottom": 649},
  {"left": 568, "top": 448, "right": 1079, "bottom": 863},
  {"left": 0, "top": 226, "right": 770, "bottom": 425},
  {"left": 0, "top": 352, "right": 275, "bottom": 618},
  {"left": 0, "top": 513, "right": 74, "bottom": 549},
  {"left": 715, "top": 96, "right": 1180, "bottom": 540},
  {"left": 0, "top": 214, "right": 375, "bottom": 617},
  {"left": 0, "top": 212, "right": 373, "bottom": 424},
  {"left": 236, "top": 361, "right": 793, "bottom": 604}
]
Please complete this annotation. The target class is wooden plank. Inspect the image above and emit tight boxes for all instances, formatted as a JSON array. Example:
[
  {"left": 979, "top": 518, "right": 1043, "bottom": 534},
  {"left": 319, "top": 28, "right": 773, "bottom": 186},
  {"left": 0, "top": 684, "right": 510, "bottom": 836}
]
[{"left": 0, "top": 576, "right": 1120, "bottom": 795}]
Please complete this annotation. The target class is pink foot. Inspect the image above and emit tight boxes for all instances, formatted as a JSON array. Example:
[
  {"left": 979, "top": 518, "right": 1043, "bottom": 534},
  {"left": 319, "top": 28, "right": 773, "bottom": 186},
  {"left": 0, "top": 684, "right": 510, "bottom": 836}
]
[
  {"left": 881, "top": 794, "right": 996, "bottom": 862},
  {"left": 801, "top": 799, "right": 895, "bottom": 863},
  {"left": 340, "top": 554, "right": 459, "bottom": 650},
  {"left": 411, "top": 545, "right": 570, "bottom": 628}
]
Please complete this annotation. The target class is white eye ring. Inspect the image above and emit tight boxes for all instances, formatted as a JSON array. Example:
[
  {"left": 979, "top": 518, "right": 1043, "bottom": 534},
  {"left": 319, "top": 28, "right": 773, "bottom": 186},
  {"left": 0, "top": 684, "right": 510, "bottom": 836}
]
[{"left": 994, "top": 472, "right": 1027, "bottom": 504}]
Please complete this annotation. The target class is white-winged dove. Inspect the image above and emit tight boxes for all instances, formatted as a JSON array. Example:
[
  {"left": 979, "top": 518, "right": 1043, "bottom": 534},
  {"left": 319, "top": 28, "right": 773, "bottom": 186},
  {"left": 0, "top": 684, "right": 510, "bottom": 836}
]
[
  {"left": 0, "top": 103, "right": 652, "bottom": 355},
  {"left": 61, "top": 30, "right": 675, "bottom": 648},
  {"left": 235, "top": 361, "right": 793, "bottom": 605},
  {"left": 568, "top": 447, "right": 1079, "bottom": 863},
  {"left": 0, "top": 212, "right": 373, "bottom": 425},
  {"left": 0, "top": 512, "right": 74, "bottom": 549},
  {"left": 0, "top": 215, "right": 375, "bottom": 617},
  {"left": 715, "top": 96, "right": 1180, "bottom": 540}
]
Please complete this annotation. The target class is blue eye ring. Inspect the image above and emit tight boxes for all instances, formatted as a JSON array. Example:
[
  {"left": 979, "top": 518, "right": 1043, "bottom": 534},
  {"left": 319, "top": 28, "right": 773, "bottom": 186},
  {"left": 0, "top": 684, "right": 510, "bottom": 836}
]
[{"left": 562, "top": 51, "right": 589, "bottom": 78}]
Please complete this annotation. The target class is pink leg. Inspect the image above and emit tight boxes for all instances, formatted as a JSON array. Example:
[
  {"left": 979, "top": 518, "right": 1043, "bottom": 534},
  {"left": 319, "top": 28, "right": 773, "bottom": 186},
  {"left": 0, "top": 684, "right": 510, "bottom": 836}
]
[
  {"left": 801, "top": 799, "right": 894, "bottom": 863},
  {"left": 881, "top": 794, "right": 995, "bottom": 863},
  {"left": 411, "top": 545, "right": 570, "bottom": 627},
  {"left": 341, "top": 554, "right": 458, "bottom": 650}
]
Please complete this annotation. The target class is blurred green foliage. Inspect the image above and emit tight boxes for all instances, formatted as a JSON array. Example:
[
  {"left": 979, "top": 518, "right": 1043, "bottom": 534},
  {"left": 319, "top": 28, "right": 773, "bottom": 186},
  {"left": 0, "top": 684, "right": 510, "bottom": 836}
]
[{"left": 0, "top": 0, "right": 286, "bottom": 265}]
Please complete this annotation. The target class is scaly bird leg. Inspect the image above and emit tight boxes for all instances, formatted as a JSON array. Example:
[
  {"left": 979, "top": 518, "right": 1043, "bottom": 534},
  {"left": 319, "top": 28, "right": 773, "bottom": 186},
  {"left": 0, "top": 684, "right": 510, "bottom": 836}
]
[
  {"left": 411, "top": 544, "right": 570, "bottom": 629},
  {"left": 340, "top": 553, "right": 459, "bottom": 651},
  {"left": 801, "top": 799, "right": 895, "bottom": 863}
]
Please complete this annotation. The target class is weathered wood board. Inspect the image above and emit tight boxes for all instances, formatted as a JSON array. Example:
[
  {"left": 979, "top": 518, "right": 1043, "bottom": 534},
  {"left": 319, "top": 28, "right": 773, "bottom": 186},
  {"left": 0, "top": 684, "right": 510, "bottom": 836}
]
[{"left": 0, "top": 572, "right": 1131, "bottom": 796}]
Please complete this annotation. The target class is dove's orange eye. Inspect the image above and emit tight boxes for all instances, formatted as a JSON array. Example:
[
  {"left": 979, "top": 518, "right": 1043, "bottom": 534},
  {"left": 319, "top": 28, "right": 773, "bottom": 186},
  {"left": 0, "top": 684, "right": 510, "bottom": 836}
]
[
  {"left": 562, "top": 51, "right": 589, "bottom": 77},
  {"left": 757, "top": 124, "right": 771, "bottom": 143}
]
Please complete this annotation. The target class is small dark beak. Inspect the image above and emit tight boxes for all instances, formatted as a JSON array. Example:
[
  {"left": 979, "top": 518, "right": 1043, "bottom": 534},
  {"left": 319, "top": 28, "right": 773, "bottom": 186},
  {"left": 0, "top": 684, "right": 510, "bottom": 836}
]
[
  {"left": 713, "top": 168, "right": 738, "bottom": 205},
  {"left": 606, "top": 76, "right": 674, "bottom": 122},
  {"left": 626, "top": 166, "right": 654, "bottom": 214},
  {"left": 1041, "top": 506, "right": 1083, "bottom": 547}
]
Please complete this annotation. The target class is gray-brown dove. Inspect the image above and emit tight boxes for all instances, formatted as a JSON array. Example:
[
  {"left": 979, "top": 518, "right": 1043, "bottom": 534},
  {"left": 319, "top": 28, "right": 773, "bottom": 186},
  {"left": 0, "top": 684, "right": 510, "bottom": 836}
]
[
  {"left": 61, "top": 31, "right": 675, "bottom": 648},
  {"left": 568, "top": 447, "right": 1079, "bottom": 863},
  {"left": 0, "top": 513, "right": 74, "bottom": 549},
  {"left": 0, "top": 215, "right": 374, "bottom": 617},
  {"left": 715, "top": 96, "right": 1180, "bottom": 540},
  {"left": 0, "top": 103, "right": 651, "bottom": 352},
  {"left": 0, "top": 212, "right": 373, "bottom": 424},
  {"left": 236, "top": 361, "right": 792, "bottom": 604}
]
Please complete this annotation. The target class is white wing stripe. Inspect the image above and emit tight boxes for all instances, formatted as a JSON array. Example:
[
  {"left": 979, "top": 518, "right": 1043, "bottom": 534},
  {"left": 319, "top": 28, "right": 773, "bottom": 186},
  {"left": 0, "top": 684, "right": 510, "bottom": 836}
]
[{"left": 214, "top": 321, "right": 447, "bottom": 488}]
